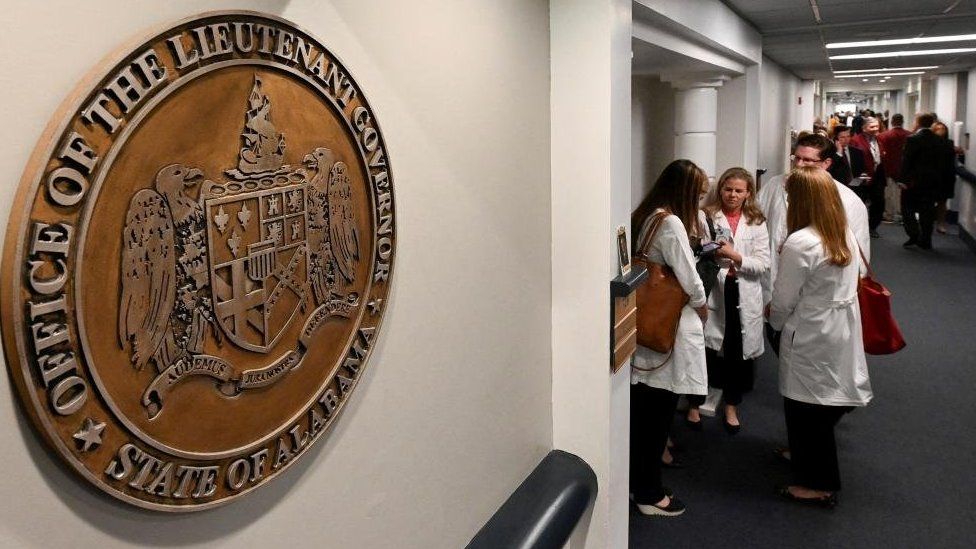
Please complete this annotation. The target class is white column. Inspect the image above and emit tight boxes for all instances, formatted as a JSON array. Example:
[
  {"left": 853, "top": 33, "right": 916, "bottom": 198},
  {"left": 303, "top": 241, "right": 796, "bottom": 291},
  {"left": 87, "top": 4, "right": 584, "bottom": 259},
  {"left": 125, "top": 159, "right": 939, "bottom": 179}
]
[
  {"left": 551, "top": 1, "right": 632, "bottom": 546},
  {"left": 935, "top": 73, "right": 958, "bottom": 123},
  {"left": 665, "top": 76, "right": 728, "bottom": 178}
]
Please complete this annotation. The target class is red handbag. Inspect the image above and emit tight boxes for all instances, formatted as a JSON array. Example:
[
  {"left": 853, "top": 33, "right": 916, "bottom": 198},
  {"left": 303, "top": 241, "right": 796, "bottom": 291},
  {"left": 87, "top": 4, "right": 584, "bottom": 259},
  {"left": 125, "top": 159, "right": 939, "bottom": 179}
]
[{"left": 857, "top": 247, "right": 906, "bottom": 355}]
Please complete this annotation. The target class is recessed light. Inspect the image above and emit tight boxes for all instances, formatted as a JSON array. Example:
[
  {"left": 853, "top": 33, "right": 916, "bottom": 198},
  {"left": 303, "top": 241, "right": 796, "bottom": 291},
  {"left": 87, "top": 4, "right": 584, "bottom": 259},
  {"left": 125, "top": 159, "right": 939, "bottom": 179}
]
[
  {"left": 832, "top": 66, "right": 937, "bottom": 74},
  {"left": 827, "top": 34, "right": 976, "bottom": 49},
  {"left": 830, "top": 48, "right": 976, "bottom": 60},
  {"left": 836, "top": 71, "right": 925, "bottom": 78},
  {"left": 862, "top": 79, "right": 869, "bottom": 82}
]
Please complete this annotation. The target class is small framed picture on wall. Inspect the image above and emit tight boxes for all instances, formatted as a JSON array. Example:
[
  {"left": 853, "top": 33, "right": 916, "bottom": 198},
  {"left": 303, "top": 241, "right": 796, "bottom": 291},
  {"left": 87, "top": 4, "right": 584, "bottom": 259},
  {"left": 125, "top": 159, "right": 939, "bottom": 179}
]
[{"left": 617, "top": 226, "right": 631, "bottom": 276}]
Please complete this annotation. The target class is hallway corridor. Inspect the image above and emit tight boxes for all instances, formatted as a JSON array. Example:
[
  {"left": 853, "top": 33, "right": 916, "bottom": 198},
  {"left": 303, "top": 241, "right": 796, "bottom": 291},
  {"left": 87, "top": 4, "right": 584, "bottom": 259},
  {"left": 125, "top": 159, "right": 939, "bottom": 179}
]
[{"left": 630, "top": 224, "right": 976, "bottom": 548}]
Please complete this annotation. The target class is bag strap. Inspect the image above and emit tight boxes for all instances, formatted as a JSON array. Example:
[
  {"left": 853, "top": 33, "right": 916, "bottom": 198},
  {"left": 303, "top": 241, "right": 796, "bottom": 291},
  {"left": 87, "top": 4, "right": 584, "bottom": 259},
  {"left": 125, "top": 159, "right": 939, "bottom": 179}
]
[
  {"left": 631, "top": 346, "right": 674, "bottom": 372},
  {"left": 705, "top": 215, "right": 716, "bottom": 241},
  {"left": 637, "top": 210, "right": 669, "bottom": 259},
  {"left": 857, "top": 244, "right": 875, "bottom": 279}
]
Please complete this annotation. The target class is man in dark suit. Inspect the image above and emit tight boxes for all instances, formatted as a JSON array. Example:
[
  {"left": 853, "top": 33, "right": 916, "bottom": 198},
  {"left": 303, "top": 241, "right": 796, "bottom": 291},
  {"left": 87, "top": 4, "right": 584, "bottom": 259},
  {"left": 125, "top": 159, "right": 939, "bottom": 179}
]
[
  {"left": 851, "top": 110, "right": 865, "bottom": 135},
  {"left": 828, "top": 125, "right": 866, "bottom": 187},
  {"left": 850, "top": 117, "right": 886, "bottom": 237},
  {"left": 900, "top": 113, "right": 955, "bottom": 249}
]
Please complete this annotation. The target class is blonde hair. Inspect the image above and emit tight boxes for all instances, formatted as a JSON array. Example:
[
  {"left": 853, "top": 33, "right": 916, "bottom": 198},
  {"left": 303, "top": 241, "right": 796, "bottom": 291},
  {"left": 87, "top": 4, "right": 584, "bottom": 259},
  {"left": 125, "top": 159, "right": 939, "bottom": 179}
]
[
  {"left": 702, "top": 167, "right": 765, "bottom": 225},
  {"left": 785, "top": 167, "right": 852, "bottom": 267}
]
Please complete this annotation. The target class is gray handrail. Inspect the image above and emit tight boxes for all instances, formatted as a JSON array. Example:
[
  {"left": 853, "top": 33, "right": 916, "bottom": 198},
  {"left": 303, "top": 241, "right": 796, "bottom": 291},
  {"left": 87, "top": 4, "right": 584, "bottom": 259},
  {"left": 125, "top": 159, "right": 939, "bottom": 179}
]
[{"left": 467, "top": 450, "right": 597, "bottom": 549}]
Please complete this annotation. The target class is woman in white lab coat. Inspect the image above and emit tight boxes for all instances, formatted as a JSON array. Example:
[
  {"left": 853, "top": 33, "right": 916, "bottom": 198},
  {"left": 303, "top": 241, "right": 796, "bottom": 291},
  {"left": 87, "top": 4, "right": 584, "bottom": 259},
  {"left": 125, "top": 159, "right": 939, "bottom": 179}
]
[
  {"left": 686, "top": 168, "right": 770, "bottom": 434},
  {"left": 630, "top": 159, "right": 709, "bottom": 517},
  {"left": 768, "top": 166, "right": 873, "bottom": 508}
]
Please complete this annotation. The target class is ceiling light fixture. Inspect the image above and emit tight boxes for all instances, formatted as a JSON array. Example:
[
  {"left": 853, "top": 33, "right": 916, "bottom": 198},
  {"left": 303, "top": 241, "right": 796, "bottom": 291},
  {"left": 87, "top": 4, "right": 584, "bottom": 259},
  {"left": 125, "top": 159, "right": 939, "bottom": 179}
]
[
  {"left": 862, "top": 78, "right": 868, "bottom": 82},
  {"left": 832, "top": 66, "right": 938, "bottom": 74},
  {"left": 835, "top": 71, "right": 925, "bottom": 78},
  {"left": 830, "top": 48, "right": 976, "bottom": 60},
  {"left": 826, "top": 34, "right": 976, "bottom": 49}
]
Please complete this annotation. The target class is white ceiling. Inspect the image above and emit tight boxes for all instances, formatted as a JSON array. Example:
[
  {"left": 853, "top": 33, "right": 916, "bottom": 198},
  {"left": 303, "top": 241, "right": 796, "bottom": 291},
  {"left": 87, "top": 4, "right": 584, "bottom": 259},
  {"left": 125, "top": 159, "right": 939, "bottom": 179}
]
[{"left": 723, "top": 0, "right": 976, "bottom": 91}]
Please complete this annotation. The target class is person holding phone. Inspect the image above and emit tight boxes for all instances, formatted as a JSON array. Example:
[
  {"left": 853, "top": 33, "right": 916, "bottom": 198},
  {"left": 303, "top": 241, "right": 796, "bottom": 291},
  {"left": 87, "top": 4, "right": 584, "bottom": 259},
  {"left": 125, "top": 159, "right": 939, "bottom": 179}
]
[
  {"left": 685, "top": 168, "right": 770, "bottom": 433},
  {"left": 629, "top": 159, "right": 709, "bottom": 517}
]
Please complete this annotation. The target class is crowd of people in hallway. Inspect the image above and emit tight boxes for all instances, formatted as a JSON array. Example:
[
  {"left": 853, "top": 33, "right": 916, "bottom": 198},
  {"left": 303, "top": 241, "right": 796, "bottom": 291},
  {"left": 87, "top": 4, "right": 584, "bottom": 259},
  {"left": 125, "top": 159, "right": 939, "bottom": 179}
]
[
  {"left": 628, "top": 110, "right": 968, "bottom": 517},
  {"left": 819, "top": 110, "right": 976, "bottom": 247}
]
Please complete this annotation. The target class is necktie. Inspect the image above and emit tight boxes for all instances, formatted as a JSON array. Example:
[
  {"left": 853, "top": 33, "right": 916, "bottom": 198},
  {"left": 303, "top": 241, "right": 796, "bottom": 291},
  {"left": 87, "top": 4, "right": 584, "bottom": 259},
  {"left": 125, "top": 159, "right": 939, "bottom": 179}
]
[{"left": 843, "top": 148, "right": 852, "bottom": 183}]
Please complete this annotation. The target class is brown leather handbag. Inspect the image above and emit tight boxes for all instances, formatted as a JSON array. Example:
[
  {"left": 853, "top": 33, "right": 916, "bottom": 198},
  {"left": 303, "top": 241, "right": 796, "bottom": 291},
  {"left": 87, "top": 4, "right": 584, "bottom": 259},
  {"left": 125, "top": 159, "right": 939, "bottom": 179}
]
[{"left": 633, "top": 212, "right": 690, "bottom": 360}]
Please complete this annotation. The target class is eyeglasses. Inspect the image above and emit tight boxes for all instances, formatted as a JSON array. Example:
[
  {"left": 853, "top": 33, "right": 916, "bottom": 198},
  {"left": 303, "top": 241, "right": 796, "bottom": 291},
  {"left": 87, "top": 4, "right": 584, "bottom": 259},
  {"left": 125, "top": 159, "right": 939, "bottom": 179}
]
[{"left": 790, "top": 154, "right": 824, "bottom": 166}]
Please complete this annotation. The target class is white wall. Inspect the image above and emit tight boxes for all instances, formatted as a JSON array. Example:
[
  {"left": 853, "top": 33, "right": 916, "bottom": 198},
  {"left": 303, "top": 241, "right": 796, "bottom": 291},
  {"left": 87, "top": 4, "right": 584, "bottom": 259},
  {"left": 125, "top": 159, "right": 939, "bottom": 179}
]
[
  {"left": 920, "top": 77, "right": 935, "bottom": 114},
  {"left": 551, "top": 1, "right": 633, "bottom": 546},
  {"left": 0, "top": 1, "right": 553, "bottom": 547},
  {"left": 632, "top": 76, "right": 676, "bottom": 199},
  {"left": 717, "top": 66, "right": 760, "bottom": 175},
  {"left": 798, "top": 80, "right": 816, "bottom": 131},
  {"left": 759, "top": 56, "right": 801, "bottom": 177},
  {"left": 959, "top": 68, "right": 976, "bottom": 240}
]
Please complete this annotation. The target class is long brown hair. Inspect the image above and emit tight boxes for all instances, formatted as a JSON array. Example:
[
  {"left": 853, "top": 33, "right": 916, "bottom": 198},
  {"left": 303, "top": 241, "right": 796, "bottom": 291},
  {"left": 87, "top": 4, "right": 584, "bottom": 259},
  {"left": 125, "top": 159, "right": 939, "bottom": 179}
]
[
  {"left": 702, "top": 167, "right": 765, "bottom": 225},
  {"left": 632, "top": 159, "right": 707, "bottom": 249},
  {"left": 785, "top": 166, "right": 852, "bottom": 267}
]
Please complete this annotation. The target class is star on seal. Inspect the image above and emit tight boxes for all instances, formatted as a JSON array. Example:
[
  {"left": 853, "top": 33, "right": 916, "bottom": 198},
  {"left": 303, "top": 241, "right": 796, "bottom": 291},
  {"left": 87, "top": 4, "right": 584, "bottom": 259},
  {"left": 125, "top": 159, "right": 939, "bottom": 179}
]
[
  {"left": 368, "top": 298, "right": 384, "bottom": 315},
  {"left": 73, "top": 418, "right": 106, "bottom": 452}
]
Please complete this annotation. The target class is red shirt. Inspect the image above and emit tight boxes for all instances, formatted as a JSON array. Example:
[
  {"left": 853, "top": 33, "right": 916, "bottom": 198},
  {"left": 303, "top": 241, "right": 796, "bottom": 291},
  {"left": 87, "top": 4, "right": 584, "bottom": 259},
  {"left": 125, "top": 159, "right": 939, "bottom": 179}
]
[
  {"left": 724, "top": 209, "right": 742, "bottom": 236},
  {"left": 878, "top": 127, "right": 912, "bottom": 181}
]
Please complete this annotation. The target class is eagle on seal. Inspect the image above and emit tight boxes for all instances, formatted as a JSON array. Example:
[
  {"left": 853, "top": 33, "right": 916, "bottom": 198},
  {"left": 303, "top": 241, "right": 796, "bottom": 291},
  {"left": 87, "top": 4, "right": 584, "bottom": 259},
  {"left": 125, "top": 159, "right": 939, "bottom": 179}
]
[
  {"left": 118, "top": 164, "right": 219, "bottom": 372},
  {"left": 303, "top": 147, "right": 361, "bottom": 304}
]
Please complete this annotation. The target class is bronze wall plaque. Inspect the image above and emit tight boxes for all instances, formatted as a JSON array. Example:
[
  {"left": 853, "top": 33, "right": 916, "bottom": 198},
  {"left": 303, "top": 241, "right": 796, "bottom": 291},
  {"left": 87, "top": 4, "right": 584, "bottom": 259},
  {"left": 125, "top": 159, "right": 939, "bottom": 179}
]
[{"left": 1, "top": 11, "right": 395, "bottom": 511}]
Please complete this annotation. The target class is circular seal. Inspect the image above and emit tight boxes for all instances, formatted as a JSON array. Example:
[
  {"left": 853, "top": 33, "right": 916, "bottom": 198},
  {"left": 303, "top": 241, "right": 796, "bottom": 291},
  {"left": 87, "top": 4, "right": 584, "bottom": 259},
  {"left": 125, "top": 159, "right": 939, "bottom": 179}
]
[{"left": 1, "top": 11, "right": 395, "bottom": 511}]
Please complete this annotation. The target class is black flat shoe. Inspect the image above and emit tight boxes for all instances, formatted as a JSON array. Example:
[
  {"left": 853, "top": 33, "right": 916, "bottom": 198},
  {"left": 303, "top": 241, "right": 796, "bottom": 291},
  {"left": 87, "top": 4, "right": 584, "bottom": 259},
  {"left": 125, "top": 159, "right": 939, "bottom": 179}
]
[
  {"left": 685, "top": 417, "right": 703, "bottom": 431},
  {"left": 636, "top": 495, "right": 687, "bottom": 517},
  {"left": 777, "top": 487, "right": 836, "bottom": 509},
  {"left": 773, "top": 447, "right": 791, "bottom": 463},
  {"left": 903, "top": 239, "right": 918, "bottom": 248},
  {"left": 723, "top": 420, "right": 740, "bottom": 435}
]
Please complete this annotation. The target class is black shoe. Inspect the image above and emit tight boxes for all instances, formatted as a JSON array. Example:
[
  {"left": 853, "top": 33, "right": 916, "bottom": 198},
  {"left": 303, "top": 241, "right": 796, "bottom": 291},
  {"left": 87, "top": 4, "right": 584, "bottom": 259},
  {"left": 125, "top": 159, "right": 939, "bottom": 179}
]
[
  {"left": 773, "top": 447, "right": 791, "bottom": 463},
  {"left": 902, "top": 239, "right": 918, "bottom": 248},
  {"left": 636, "top": 495, "right": 687, "bottom": 517},
  {"left": 777, "top": 487, "right": 836, "bottom": 509},
  {"left": 685, "top": 417, "right": 703, "bottom": 431},
  {"left": 723, "top": 420, "right": 741, "bottom": 435},
  {"left": 870, "top": 230, "right": 881, "bottom": 238}
]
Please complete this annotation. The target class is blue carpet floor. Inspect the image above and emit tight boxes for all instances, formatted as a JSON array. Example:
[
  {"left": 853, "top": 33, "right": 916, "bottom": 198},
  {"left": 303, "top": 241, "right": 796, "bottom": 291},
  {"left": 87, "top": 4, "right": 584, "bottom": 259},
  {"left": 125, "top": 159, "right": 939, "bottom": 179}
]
[{"left": 629, "top": 223, "right": 976, "bottom": 548}]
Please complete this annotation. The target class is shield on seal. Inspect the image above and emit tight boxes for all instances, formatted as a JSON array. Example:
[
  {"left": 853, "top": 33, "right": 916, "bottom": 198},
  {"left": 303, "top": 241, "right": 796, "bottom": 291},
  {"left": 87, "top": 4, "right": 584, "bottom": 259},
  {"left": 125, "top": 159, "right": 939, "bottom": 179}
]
[{"left": 205, "top": 178, "right": 310, "bottom": 353}]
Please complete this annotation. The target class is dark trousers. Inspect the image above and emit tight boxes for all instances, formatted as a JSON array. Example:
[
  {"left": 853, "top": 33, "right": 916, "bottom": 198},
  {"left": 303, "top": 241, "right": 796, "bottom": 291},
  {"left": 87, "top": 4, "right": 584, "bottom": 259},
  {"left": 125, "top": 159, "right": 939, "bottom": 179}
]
[
  {"left": 867, "top": 173, "right": 886, "bottom": 231},
  {"left": 783, "top": 398, "right": 854, "bottom": 492},
  {"left": 854, "top": 169, "right": 886, "bottom": 231},
  {"left": 630, "top": 383, "right": 679, "bottom": 504},
  {"left": 902, "top": 188, "right": 936, "bottom": 246},
  {"left": 688, "top": 275, "right": 753, "bottom": 408}
]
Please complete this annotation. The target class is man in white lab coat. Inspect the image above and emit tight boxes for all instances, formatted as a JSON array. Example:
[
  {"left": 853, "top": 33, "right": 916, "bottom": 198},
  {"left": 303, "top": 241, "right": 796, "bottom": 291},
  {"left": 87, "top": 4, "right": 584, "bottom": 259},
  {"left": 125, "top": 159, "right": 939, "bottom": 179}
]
[{"left": 757, "top": 133, "right": 871, "bottom": 311}]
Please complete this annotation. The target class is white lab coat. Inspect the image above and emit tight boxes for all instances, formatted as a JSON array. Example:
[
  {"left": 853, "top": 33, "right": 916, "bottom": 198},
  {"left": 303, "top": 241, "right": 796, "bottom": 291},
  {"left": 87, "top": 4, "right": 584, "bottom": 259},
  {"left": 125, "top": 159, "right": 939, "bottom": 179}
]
[
  {"left": 703, "top": 211, "right": 770, "bottom": 359},
  {"left": 768, "top": 228, "right": 873, "bottom": 407},
  {"left": 756, "top": 173, "right": 870, "bottom": 304},
  {"left": 632, "top": 212, "right": 708, "bottom": 395}
]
